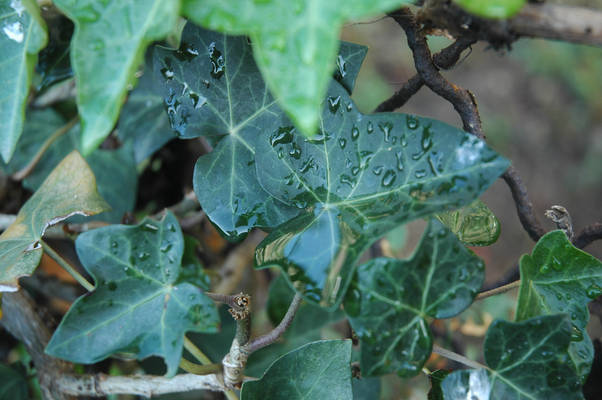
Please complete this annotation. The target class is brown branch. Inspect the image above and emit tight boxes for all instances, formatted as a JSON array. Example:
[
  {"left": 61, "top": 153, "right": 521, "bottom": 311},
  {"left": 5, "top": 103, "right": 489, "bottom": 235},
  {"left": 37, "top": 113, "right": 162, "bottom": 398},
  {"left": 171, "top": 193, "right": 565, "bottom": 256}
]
[
  {"left": 1, "top": 291, "right": 73, "bottom": 400},
  {"left": 374, "top": 37, "right": 476, "bottom": 113},
  {"left": 389, "top": 8, "right": 484, "bottom": 139},
  {"left": 245, "top": 293, "right": 303, "bottom": 353},
  {"left": 419, "top": 1, "right": 602, "bottom": 48},
  {"left": 574, "top": 222, "right": 602, "bottom": 250}
]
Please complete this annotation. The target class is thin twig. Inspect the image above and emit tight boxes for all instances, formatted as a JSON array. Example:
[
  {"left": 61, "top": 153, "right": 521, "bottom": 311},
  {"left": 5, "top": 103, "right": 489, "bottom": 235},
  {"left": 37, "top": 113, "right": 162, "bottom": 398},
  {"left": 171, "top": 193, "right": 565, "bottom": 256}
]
[
  {"left": 475, "top": 280, "right": 520, "bottom": 301},
  {"left": 389, "top": 8, "right": 484, "bottom": 139},
  {"left": 245, "top": 293, "right": 303, "bottom": 353},
  {"left": 12, "top": 117, "right": 79, "bottom": 181},
  {"left": 374, "top": 37, "right": 476, "bottom": 113},
  {"left": 432, "top": 344, "right": 488, "bottom": 370},
  {"left": 41, "top": 240, "right": 95, "bottom": 292}
]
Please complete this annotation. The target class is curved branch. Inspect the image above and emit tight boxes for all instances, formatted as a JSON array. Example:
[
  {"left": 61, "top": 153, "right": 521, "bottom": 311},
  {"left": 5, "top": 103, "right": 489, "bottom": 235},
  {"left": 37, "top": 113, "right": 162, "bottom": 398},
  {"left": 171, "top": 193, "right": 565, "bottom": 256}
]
[{"left": 574, "top": 222, "right": 602, "bottom": 249}]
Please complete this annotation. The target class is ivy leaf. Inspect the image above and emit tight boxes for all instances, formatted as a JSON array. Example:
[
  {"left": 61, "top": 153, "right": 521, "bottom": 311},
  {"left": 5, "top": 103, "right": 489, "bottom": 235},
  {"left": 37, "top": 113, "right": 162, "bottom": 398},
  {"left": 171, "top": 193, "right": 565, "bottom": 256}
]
[
  {"left": 0, "top": 151, "right": 109, "bottom": 292},
  {"left": 334, "top": 41, "right": 368, "bottom": 95},
  {"left": 441, "top": 315, "right": 583, "bottom": 399},
  {"left": 428, "top": 370, "right": 450, "bottom": 400},
  {"left": 435, "top": 199, "right": 500, "bottom": 246},
  {"left": 0, "top": 0, "right": 47, "bottom": 162},
  {"left": 454, "top": 0, "right": 526, "bottom": 19},
  {"left": 516, "top": 230, "right": 602, "bottom": 380},
  {"left": 255, "top": 81, "right": 509, "bottom": 307},
  {"left": 0, "top": 363, "right": 29, "bottom": 400},
  {"left": 45, "top": 212, "right": 219, "bottom": 376},
  {"left": 116, "top": 63, "right": 175, "bottom": 163},
  {"left": 182, "top": 0, "right": 410, "bottom": 137},
  {"left": 2, "top": 109, "right": 137, "bottom": 223},
  {"left": 35, "top": 13, "right": 73, "bottom": 91},
  {"left": 241, "top": 340, "right": 352, "bottom": 400},
  {"left": 53, "top": 0, "right": 180, "bottom": 155},
  {"left": 343, "top": 220, "right": 484, "bottom": 376}
]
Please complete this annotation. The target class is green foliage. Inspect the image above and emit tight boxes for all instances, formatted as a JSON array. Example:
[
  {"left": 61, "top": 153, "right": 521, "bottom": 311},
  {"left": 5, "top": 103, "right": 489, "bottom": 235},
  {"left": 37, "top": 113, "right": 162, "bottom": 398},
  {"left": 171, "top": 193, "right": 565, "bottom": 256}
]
[
  {"left": 241, "top": 340, "right": 352, "bottom": 400},
  {"left": 441, "top": 315, "right": 583, "bottom": 399},
  {"left": 0, "top": 151, "right": 109, "bottom": 291},
  {"left": 45, "top": 212, "right": 219, "bottom": 376},
  {"left": 435, "top": 199, "right": 500, "bottom": 246},
  {"left": 0, "top": 0, "right": 47, "bottom": 162},
  {"left": 516, "top": 230, "right": 602, "bottom": 379},
  {"left": 53, "top": 0, "right": 180, "bottom": 154},
  {"left": 344, "top": 220, "right": 484, "bottom": 376},
  {"left": 0, "top": 363, "right": 29, "bottom": 400},
  {"left": 454, "top": 0, "right": 526, "bottom": 18},
  {"left": 182, "top": 0, "right": 411, "bottom": 137}
]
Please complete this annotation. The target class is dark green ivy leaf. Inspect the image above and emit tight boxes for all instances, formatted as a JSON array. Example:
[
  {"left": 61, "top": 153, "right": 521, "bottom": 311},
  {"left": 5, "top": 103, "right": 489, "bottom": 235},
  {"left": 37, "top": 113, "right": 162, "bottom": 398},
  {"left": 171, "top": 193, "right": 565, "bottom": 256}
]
[
  {"left": 428, "top": 370, "right": 451, "bottom": 400},
  {"left": 0, "top": 363, "right": 29, "bottom": 400},
  {"left": 46, "top": 212, "right": 219, "bottom": 376},
  {"left": 441, "top": 315, "right": 583, "bottom": 400},
  {"left": 255, "top": 80, "right": 508, "bottom": 307},
  {"left": 516, "top": 230, "right": 602, "bottom": 380},
  {"left": 241, "top": 340, "right": 353, "bottom": 400},
  {"left": 344, "top": 220, "right": 484, "bottom": 376}
]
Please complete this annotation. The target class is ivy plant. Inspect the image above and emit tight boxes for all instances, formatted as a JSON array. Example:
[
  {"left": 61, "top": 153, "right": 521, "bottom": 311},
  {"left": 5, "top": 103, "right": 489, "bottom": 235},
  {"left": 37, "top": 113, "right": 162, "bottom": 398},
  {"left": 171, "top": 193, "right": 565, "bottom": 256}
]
[{"left": 0, "top": 1, "right": 600, "bottom": 399}]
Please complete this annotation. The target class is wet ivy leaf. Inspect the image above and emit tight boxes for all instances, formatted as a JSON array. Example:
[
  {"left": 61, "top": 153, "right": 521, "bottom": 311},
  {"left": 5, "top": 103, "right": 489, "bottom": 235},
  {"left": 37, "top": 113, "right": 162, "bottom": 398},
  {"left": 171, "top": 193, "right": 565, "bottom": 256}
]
[
  {"left": 53, "top": 0, "right": 180, "bottom": 155},
  {"left": 241, "top": 340, "right": 352, "bottom": 400},
  {"left": 1, "top": 109, "right": 137, "bottom": 223},
  {"left": 0, "top": 0, "right": 47, "bottom": 162},
  {"left": 335, "top": 41, "right": 368, "bottom": 95},
  {"left": 46, "top": 212, "right": 219, "bottom": 376},
  {"left": 255, "top": 81, "right": 509, "bottom": 307},
  {"left": 0, "top": 363, "right": 28, "bottom": 400},
  {"left": 353, "top": 377, "right": 381, "bottom": 400},
  {"left": 435, "top": 199, "right": 500, "bottom": 246},
  {"left": 343, "top": 220, "right": 484, "bottom": 376},
  {"left": 35, "top": 13, "right": 73, "bottom": 91},
  {"left": 182, "top": 0, "right": 409, "bottom": 137},
  {"left": 116, "top": 63, "right": 174, "bottom": 163},
  {"left": 441, "top": 315, "right": 583, "bottom": 399},
  {"left": 455, "top": 0, "right": 525, "bottom": 19},
  {"left": 247, "top": 274, "right": 345, "bottom": 376},
  {"left": 0, "top": 151, "right": 109, "bottom": 292},
  {"left": 516, "top": 230, "right": 602, "bottom": 380}
]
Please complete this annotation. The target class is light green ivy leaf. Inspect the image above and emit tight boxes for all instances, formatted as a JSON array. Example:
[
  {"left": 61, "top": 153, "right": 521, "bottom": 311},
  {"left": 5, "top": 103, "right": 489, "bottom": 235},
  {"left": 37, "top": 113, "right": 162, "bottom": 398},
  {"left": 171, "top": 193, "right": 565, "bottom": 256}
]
[
  {"left": 54, "top": 0, "right": 180, "bottom": 155},
  {"left": 45, "top": 212, "right": 219, "bottom": 376},
  {"left": 0, "top": 0, "right": 47, "bottom": 162},
  {"left": 0, "top": 151, "right": 109, "bottom": 292},
  {"left": 344, "top": 220, "right": 484, "bottom": 376},
  {"left": 454, "top": 0, "right": 526, "bottom": 19},
  {"left": 241, "top": 340, "right": 352, "bottom": 400},
  {"left": 435, "top": 199, "right": 500, "bottom": 246},
  {"left": 182, "top": 0, "right": 411, "bottom": 137},
  {"left": 441, "top": 315, "right": 583, "bottom": 399},
  {"left": 516, "top": 230, "right": 602, "bottom": 380}
]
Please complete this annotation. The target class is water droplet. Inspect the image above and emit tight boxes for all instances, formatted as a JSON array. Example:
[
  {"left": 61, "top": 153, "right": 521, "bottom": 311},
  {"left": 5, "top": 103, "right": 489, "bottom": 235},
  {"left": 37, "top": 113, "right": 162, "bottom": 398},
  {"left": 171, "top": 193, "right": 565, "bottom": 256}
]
[
  {"left": 378, "top": 122, "right": 393, "bottom": 142},
  {"left": 138, "top": 252, "right": 150, "bottom": 261},
  {"left": 189, "top": 92, "right": 207, "bottom": 109},
  {"left": 338, "top": 138, "right": 347, "bottom": 149},
  {"left": 382, "top": 170, "right": 396, "bottom": 187},
  {"left": 414, "top": 169, "right": 427, "bottom": 179},
  {"left": 346, "top": 102, "right": 353, "bottom": 112},
  {"left": 395, "top": 151, "right": 404, "bottom": 171},
  {"left": 111, "top": 241, "right": 118, "bottom": 248},
  {"left": 300, "top": 157, "right": 314, "bottom": 173},
  {"left": 586, "top": 283, "right": 602, "bottom": 299},
  {"left": 359, "top": 150, "right": 373, "bottom": 168},
  {"left": 340, "top": 174, "right": 355, "bottom": 187},
  {"left": 161, "top": 67, "right": 174, "bottom": 80},
  {"left": 351, "top": 166, "right": 360, "bottom": 176},
  {"left": 161, "top": 243, "right": 173, "bottom": 253},
  {"left": 539, "top": 264, "right": 550, "bottom": 274},
  {"left": 168, "top": 224, "right": 177, "bottom": 232},
  {"left": 351, "top": 126, "right": 360, "bottom": 140},
  {"left": 328, "top": 96, "right": 341, "bottom": 113},
  {"left": 335, "top": 54, "right": 347, "bottom": 80},
  {"left": 546, "top": 372, "right": 566, "bottom": 387},
  {"left": 289, "top": 142, "right": 302, "bottom": 159},
  {"left": 305, "top": 131, "right": 330, "bottom": 144},
  {"left": 143, "top": 223, "right": 159, "bottom": 232},
  {"left": 406, "top": 115, "right": 419, "bottom": 130},
  {"left": 571, "top": 324, "right": 584, "bottom": 342},
  {"left": 372, "top": 166, "right": 383, "bottom": 175},
  {"left": 175, "top": 41, "right": 199, "bottom": 62},
  {"left": 367, "top": 121, "right": 374, "bottom": 134},
  {"left": 270, "top": 126, "right": 295, "bottom": 146},
  {"left": 208, "top": 42, "right": 225, "bottom": 79}
]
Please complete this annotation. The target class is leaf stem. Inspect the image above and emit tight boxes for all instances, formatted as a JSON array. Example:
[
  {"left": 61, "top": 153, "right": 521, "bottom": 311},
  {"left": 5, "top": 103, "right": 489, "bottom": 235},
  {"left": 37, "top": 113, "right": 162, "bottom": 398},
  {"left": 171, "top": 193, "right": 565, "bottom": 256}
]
[
  {"left": 41, "top": 241, "right": 94, "bottom": 292},
  {"left": 183, "top": 337, "right": 212, "bottom": 365},
  {"left": 12, "top": 117, "right": 79, "bottom": 181},
  {"left": 432, "top": 344, "right": 488, "bottom": 370},
  {"left": 475, "top": 280, "right": 520, "bottom": 301},
  {"left": 178, "top": 359, "right": 221, "bottom": 375}
]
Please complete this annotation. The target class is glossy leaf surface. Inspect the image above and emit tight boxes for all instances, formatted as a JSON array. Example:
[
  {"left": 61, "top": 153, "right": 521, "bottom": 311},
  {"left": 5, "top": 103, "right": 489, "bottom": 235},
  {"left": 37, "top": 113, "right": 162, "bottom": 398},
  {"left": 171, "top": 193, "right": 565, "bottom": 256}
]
[
  {"left": 54, "top": 0, "right": 180, "bottom": 154},
  {"left": 46, "top": 212, "right": 219, "bottom": 376},
  {"left": 344, "top": 220, "right": 484, "bottom": 376},
  {"left": 0, "top": 151, "right": 109, "bottom": 291},
  {"left": 455, "top": 0, "right": 525, "bottom": 18},
  {"left": 516, "top": 230, "right": 602, "bottom": 379},
  {"left": 0, "top": 0, "right": 47, "bottom": 162},
  {"left": 2, "top": 109, "right": 137, "bottom": 223},
  {"left": 441, "top": 315, "right": 583, "bottom": 399},
  {"left": 255, "top": 80, "right": 509, "bottom": 307},
  {"left": 241, "top": 340, "right": 352, "bottom": 400},
  {"left": 182, "top": 0, "right": 410, "bottom": 137},
  {"left": 0, "top": 363, "right": 28, "bottom": 400},
  {"left": 435, "top": 199, "right": 500, "bottom": 246}
]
